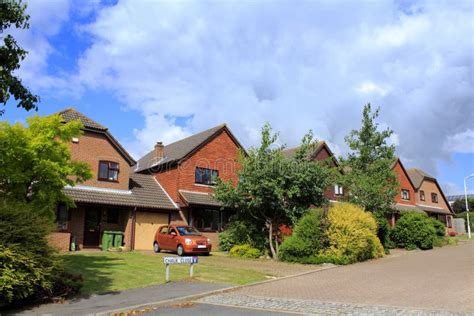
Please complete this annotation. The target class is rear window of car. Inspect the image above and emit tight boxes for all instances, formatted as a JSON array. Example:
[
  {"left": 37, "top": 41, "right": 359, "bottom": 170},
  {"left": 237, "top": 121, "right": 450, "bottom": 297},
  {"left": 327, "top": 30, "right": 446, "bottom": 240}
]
[{"left": 159, "top": 226, "right": 168, "bottom": 234}]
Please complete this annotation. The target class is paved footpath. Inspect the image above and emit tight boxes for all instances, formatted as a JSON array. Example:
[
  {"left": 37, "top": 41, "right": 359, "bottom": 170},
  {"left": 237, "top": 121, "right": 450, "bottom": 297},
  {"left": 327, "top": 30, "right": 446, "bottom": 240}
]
[
  {"left": 13, "top": 281, "right": 228, "bottom": 316},
  {"left": 199, "top": 241, "right": 474, "bottom": 315}
]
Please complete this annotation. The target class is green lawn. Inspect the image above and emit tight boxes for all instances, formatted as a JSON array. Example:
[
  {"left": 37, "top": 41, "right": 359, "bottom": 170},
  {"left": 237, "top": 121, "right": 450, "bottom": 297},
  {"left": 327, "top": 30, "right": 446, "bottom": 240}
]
[{"left": 61, "top": 251, "right": 267, "bottom": 295}]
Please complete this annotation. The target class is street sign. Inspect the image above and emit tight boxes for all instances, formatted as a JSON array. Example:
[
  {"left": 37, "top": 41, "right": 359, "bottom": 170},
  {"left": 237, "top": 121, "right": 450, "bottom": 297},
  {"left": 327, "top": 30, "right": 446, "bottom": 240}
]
[
  {"left": 163, "top": 256, "right": 199, "bottom": 282},
  {"left": 163, "top": 256, "right": 198, "bottom": 265}
]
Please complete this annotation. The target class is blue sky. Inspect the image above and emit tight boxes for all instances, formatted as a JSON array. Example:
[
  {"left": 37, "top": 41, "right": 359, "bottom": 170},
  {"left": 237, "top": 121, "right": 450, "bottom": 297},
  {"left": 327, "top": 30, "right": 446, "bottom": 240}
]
[{"left": 2, "top": 0, "right": 473, "bottom": 195}]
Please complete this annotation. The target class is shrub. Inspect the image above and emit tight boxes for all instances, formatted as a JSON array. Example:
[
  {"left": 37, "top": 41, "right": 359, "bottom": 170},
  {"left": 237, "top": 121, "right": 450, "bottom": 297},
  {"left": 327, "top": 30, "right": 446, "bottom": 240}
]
[
  {"left": 279, "top": 209, "right": 325, "bottom": 261},
  {"left": 229, "top": 244, "right": 261, "bottom": 259},
  {"left": 218, "top": 219, "right": 266, "bottom": 251},
  {"left": 0, "top": 245, "right": 52, "bottom": 306},
  {"left": 391, "top": 212, "right": 436, "bottom": 250},
  {"left": 0, "top": 199, "right": 67, "bottom": 306},
  {"left": 322, "top": 203, "right": 385, "bottom": 264},
  {"left": 373, "top": 211, "right": 394, "bottom": 250},
  {"left": 429, "top": 218, "right": 446, "bottom": 237}
]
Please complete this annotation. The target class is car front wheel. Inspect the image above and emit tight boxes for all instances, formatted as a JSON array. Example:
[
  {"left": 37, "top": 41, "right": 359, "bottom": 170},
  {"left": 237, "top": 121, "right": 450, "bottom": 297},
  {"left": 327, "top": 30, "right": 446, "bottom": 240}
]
[
  {"left": 177, "top": 245, "right": 184, "bottom": 256},
  {"left": 153, "top": 242, "right": 160, "bottom": 253}
]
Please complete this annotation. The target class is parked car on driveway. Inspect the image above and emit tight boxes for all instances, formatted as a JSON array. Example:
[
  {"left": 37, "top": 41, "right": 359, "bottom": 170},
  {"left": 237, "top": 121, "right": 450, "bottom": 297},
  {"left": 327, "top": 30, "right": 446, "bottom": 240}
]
[{"left": 153, "top": 225, "right": 212, "bottom": 256}]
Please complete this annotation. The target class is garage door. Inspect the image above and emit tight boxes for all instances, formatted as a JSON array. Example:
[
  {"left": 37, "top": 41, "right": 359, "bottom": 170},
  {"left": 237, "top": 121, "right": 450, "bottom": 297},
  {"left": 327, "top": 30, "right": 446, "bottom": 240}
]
[{"left": 134, "top": 212, "right": 169, "bottom": 250}]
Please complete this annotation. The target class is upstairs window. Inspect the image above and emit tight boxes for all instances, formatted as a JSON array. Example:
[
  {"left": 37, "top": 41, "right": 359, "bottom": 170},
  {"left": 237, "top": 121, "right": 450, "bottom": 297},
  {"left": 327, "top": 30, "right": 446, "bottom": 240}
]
[
  {"left": 401, "top": 189, "right": 410, "bottom": 200},
  {"left": 98, "top": 161, "right": 119, "bottom": 182},
  {"left": 431, "top": 193, "right": 438, "bottom": 203},
  {"left": 334, "top": 185, "right": 344, "bottom": 196},
  {"left": 195, "top": 167, "right": 219, "bottom": 185},
  {"left": 420, "top": 190, "right": 425, "bottom": 201}
]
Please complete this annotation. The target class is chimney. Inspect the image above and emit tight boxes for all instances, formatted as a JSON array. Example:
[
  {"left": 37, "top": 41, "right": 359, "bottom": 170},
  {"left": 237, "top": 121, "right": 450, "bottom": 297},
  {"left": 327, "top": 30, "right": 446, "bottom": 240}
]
[{"left": 155, "top": 141, "right": 164, "bottom": 160}]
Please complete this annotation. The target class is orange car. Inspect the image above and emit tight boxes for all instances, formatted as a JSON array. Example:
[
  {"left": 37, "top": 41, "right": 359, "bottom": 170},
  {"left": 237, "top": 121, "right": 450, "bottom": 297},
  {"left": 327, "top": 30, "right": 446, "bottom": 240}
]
[{"left": 153, "top": 225, "right": 212, "bottom": 256}]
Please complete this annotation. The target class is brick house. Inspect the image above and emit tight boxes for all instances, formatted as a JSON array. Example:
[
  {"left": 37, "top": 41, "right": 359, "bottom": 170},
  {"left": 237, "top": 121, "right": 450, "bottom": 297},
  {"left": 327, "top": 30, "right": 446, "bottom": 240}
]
[
  {"left": 282, "top": 141, "right": 344, "bottom": 201},
  {"left": 50, "top": 109, "right": 178, "bottom": 251},
  {"left": 134, "top": 124, "right": 244, "bottom": 245},
  {"left": 407, "top": 168, "right": 454, "bottom": 230},
  {"left": 390, "top": 158, "right": 419, "bottom": 225},
  {"left": 390, "top": 159, "right": 454, "bottom": 230}
]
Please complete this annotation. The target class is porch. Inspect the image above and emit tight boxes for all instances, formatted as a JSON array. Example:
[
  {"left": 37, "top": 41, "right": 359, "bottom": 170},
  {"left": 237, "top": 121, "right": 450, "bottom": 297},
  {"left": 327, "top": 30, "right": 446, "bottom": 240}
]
[{"left": 53, "top": 203, "right": 133, "bottom": 251}]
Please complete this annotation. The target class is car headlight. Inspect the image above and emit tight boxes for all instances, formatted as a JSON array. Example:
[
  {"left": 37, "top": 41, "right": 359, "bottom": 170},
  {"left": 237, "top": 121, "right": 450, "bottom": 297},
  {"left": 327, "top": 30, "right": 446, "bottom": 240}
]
[
  {"left": 185, "top": 238, "right": 192, "bottom": 245},
  {"left": 207, "top": 238, "right": 212, "bottom": 244}
]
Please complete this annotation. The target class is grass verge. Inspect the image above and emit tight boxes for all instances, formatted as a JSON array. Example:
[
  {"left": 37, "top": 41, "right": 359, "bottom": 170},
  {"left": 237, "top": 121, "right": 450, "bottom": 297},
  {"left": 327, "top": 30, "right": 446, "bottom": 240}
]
[{"left": 61, "top": 251, "right": 267, "bottom": 295}]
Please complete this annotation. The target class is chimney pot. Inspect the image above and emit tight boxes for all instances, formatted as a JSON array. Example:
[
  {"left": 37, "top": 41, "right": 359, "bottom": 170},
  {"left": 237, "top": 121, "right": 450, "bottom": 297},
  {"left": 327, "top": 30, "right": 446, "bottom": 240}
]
[{"left": 155, "top": 141, "right": 164, "bottom": 159}]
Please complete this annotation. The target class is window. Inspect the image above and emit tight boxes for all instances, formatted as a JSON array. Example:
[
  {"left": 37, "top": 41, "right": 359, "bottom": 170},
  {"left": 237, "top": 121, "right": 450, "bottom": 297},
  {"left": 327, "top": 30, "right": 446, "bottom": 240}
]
[
  {"left": 195, "top": 167, "right": 219, "bottom": 185},
  {"left": 106, "top": 209, "right": 119, "bottom": 224},
  {"left": 447, "top": 216, "right": 452, "bottom": 228},
  {"left": 56, "top": 204, "right": 69, "bottom": 230},
  {"left": 431, "top": 193, "right": 438, "bottom": 203},
  {"left": 159, "top": 226, "right": 168, "bottom": 234},
  {"left": 192, "top": 209, "right": 220, "bottom": 231},
  {"left": 334, "top": 185, "right": 344, "bottom": 196},
  {"left": 420, "top": 190, "right": 425, "bottom": 201},
  {"left": 98, "top": 161, "right": 119, "bottom": 182},
  {"left": 401, "top": 189, "right": 410, "bottom": 200}
]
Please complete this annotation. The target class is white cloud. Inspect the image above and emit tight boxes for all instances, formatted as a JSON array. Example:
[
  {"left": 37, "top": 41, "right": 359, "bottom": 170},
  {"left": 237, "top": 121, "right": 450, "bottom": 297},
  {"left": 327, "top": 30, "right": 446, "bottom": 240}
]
[
  {"left": 444, "top": 130, "right": 474, "bottom": 154},
  {"left": 18, "top": 0, "right": 473, "bottom": 178},
  {"left": 356, "top": 81, "right": 391, "bottom": 96}
]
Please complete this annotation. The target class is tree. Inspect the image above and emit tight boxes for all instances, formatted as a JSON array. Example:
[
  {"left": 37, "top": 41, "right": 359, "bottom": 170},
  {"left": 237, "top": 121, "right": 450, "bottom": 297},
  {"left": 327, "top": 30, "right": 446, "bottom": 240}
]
[
  {"left": 1, "top": 0, "right": 39, "bottom": 115},
  {"left": 338, "top": 104, "right": 398, "bottom": 214},
  {"left": 215, "top": 123, "right": 333, "bottom": 259},
  {"left": 452, "top": 198, "right": 474, "bottom": 214},
  {"left": 0, "top": 114, "right": 92, "bottom": 215}
]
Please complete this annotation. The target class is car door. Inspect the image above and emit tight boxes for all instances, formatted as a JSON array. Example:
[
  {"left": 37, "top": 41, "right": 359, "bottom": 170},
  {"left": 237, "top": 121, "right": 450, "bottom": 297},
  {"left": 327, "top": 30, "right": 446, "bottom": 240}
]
[
  {"left": 157, "top": 225, "right": 170, "bottom": 250},
  {"left": 167, "top": 227, "right": 179, "bottom": 250}
]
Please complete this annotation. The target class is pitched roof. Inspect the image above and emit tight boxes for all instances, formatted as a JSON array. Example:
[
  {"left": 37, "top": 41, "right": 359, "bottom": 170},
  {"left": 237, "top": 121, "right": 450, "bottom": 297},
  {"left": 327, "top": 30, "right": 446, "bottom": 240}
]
[
  {"left": 63, "top": 173, "right": 177, "bottom": 210},
  {"left": 282, "top": 141, "right": 325, "bottom": 159},
  {"left": 282, "top": 141, "right": 340, "bottom": 168},
  {"left": 407, "top": 168, "right": 435, "bottom": 190},
  {"left": 58, "top": 108, "right": 107, "bottom": 131},
  {"left": 135, "top": 123, "right": 243, "bottom": 173},
  {"left": 406, "top": 167, "right": 453, "bottom": 214},
  {"left": 57, "top": 108, "right": 136, "bottom": 166},
  {"left": 178, "top": 190, "right": 222, "bottom": 207}
]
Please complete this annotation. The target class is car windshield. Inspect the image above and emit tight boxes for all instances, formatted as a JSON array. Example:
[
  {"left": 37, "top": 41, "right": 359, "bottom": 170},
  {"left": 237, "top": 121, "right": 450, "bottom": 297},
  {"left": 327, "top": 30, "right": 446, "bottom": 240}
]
[{"left": 176, "top": 226, "right": 202, "bottom": 236}]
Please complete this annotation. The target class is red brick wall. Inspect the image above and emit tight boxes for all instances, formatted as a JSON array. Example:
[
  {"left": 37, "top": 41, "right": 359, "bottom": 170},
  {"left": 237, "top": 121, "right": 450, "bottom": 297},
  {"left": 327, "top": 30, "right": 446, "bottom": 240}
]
[
  {"left": 69, "top": 131, "right": 131, "bottom": 190},
  {"left": 310, "top": 146, "right": 343, "bottom": 201},
  {"left": 48, "top": 232, "right": 71, "bottom": 251},
  {"left": 393, "top": 160, "right": 416, "bottom": 205},
  {"left": 177, "top": 130, "right": 240, "bottom": 193},
  {"left": 155, "top": 130, "right": 241, "bottom": 206}
]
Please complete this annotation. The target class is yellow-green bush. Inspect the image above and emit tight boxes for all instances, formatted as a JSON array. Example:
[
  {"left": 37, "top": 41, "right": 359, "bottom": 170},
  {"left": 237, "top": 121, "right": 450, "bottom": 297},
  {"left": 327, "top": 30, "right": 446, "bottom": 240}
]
[
  {"left": 229, "top": 244, "right": 261, "bottom": 259},
  {"left": 322, "top": 203, "right": 384, "bottom": 263}
]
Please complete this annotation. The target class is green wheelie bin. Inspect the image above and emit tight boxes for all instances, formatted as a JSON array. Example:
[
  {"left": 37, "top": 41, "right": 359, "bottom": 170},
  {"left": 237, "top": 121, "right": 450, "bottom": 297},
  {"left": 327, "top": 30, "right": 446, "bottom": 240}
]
[
  {"left": 113, "top": 231, "right": 124, "bottom": 248},
  {"left": 101, "top": 231, "right": 114, "bottom": 251}
]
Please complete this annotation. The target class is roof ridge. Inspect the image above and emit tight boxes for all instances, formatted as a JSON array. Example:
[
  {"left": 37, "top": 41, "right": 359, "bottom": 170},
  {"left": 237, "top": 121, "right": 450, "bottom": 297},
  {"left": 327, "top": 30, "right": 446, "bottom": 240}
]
[{"left": 164, "top": 123, "right": 226, "bottom": 147}]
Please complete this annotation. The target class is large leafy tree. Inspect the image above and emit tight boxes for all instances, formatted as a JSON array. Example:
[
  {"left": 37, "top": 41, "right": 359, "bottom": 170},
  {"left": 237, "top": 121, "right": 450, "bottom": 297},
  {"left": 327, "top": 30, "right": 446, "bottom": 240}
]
[
  {"left": 338, "top": 104, "right": 398, "bottom": 214},
  {"left": 215, "top": 124, "right": 333, "bottom": 259},
  {"left": 0, "top": 114, "right": 92, "bottom": 215},
  {"left": 1, "top": 0, "right": 39, "bottom": 115}
]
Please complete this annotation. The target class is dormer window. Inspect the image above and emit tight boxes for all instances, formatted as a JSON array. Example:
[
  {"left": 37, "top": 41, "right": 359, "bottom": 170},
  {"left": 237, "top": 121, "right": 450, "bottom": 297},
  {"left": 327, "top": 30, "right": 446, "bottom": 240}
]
[
  {"left": 420, "top": 190, "right": 425, "bottom": 201},
  {"left": 334, "top": 185, "right": 344, "bottom": 196},
  {"left": 401, "top": 189, "right": 410, "bottom": 200},
  {"left": 98, "top": 161, "right": 119, "bottom": 182},
  {"left": 431, "top": 193, "right": 438, "bottom": 203},
  {"left": 195, "top": 167, "right": 219, "bottom": 185}
]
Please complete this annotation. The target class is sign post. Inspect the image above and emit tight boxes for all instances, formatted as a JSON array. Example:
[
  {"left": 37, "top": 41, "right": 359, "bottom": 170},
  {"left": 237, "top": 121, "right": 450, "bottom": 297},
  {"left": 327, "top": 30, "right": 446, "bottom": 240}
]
[{"left": 163, "top": 256, "right": 198, "bottom": 282}]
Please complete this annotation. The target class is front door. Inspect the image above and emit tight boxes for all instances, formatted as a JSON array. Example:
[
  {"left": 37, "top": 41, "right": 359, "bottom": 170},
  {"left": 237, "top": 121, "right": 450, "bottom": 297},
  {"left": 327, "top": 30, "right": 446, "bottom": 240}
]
[{"left": 83, "top": 208, "right": 101, "bottom": 247}]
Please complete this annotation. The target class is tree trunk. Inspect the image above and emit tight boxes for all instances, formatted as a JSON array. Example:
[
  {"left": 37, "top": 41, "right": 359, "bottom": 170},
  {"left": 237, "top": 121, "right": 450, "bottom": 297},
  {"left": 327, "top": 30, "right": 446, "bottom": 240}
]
[{"left": 266, "top": 220, "right": 277, "bottom": 259}]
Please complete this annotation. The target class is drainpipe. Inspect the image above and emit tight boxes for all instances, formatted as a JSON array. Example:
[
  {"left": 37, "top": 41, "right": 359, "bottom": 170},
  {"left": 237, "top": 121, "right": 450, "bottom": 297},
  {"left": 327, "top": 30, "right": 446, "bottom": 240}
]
[{"left": 131, "top": 207, "right": 137, "bottom": 250}]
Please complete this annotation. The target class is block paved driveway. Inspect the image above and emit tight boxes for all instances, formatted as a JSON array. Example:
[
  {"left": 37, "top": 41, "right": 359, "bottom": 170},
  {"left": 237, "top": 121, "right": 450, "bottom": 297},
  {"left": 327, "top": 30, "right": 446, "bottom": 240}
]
[{"left": 199, "top": 241, "right": 474, "bottom": 314}]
